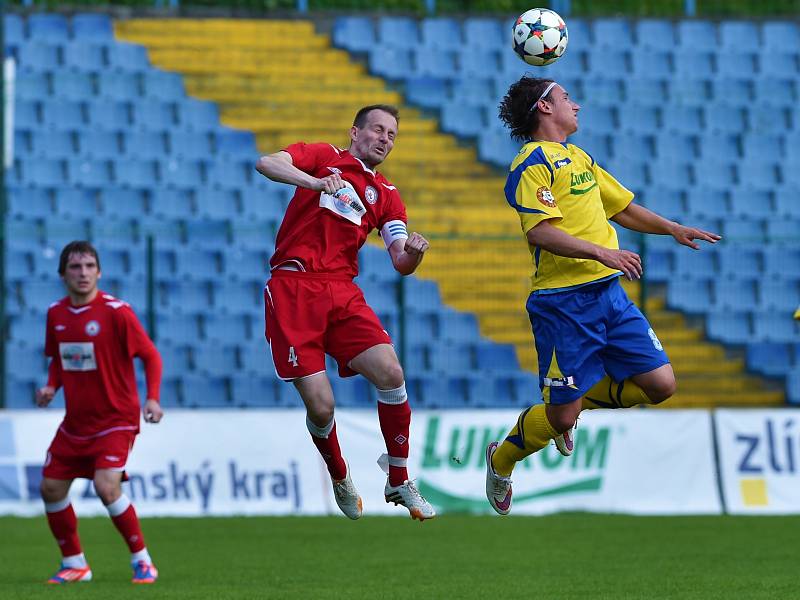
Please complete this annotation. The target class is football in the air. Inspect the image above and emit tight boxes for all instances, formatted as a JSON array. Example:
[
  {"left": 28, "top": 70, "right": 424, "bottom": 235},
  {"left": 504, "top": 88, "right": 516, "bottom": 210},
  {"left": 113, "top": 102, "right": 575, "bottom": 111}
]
[{"left": 512, "top": 8, "right": 568, "bottom": 66}]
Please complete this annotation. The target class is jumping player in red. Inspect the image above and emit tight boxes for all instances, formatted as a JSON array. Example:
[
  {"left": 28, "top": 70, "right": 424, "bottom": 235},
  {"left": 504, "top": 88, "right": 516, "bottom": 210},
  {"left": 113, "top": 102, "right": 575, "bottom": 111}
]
[
  {"left": 36, "top": 241, "right": 163, "bottom": 584},
  {"left": 255, "top": 104, "right": 435, "bottom": 521}
]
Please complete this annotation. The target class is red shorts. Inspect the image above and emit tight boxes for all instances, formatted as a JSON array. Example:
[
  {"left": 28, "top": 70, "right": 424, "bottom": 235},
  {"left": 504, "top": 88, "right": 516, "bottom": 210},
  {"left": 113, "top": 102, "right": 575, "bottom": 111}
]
[
  {"left": 264, "top": 270, "right": 392, "bottom": 380},
  {"left": 43, "top": 427, "right": 137, "bottom": 481}
]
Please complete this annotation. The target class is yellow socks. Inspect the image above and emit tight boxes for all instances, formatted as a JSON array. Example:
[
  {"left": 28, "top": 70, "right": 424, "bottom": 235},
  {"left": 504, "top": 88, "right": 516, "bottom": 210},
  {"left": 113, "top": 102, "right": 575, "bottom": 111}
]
[
  {"left": 581, "top": 375, "right": 653, "bottom": 410},
  {"left": 491, "top": 404, "right": 558, "bottom": 477}
]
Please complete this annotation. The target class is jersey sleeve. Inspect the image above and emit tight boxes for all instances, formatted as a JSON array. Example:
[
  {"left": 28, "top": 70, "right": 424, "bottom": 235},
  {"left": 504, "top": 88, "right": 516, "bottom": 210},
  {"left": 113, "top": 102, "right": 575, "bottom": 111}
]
[
  {"left": 377, "top": 185, "right": 409, "bottom": 249},
  {"left": 504, "top": 146, "right": 563, "bottom": 234},
  {"left": 595, "top": 164, "right": 634, "bottom": 219},
  {"left": 116, "top": 306, "right": 162, "bottom": 401},
  {"left": 44, "top": 308, "right": 57, "bottom": 358},
  {"left": 283, "top": 142, "right": 336, "bottom": 175}
]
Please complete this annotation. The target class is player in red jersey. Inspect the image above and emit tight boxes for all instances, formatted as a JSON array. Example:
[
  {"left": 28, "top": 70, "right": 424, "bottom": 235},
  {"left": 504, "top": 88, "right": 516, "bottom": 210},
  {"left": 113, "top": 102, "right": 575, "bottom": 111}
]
[
  {"left": 35, "top": 241, "right": 163, "bottom": 584},
  {"left": 255, "top": 104, "right": 435, "bottom": 521}
]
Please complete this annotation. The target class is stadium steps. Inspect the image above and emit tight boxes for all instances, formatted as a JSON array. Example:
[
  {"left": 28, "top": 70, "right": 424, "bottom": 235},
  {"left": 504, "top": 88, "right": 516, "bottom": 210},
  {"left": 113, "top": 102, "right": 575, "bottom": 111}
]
[{"left": 115, "top": 18, "right": 783, "bottom": 408}]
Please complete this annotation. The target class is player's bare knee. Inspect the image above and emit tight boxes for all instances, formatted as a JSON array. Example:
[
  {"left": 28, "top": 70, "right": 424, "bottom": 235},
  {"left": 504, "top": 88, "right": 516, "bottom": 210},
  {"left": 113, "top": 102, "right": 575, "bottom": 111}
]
[
  {"left": 40, "top": 479, "right": 65, "bottom": 502},
  {"left": 93, "top": 480, "right": 122, "bottom": 505},
  {"left": 646, "top": 377, "right": 677, "bottom": 404},
  {"left": 307, "top": 405, "right": 334, "bottom": 427},
  {"left": 377, "top": 361, "right": 404, "bottom": 390}
]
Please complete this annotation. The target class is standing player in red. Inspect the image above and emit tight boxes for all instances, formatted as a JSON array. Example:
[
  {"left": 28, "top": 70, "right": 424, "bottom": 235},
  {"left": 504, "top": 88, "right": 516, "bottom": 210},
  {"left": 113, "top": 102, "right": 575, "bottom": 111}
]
[
  {"left": 35, "top": 241, "right": 163, "bottom": 584},
  {"left": 255, "top": 104, "right": 435, "bottom": 521}
]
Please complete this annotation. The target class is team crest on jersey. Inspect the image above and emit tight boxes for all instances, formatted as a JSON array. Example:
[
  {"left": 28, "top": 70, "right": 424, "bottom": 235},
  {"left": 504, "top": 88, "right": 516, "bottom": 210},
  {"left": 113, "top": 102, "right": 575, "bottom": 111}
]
[
  {"left": 85, "top": 320, "right": 101, "bottom": 336},
  {"left": 537, "top": 186, "right": 557, "bottom": 207},
  {"left": 327, "top": 167, "right": 342, "bottom": 174},
  {"left": 364, "top": 186, "right": 378, "bottom": 204}
]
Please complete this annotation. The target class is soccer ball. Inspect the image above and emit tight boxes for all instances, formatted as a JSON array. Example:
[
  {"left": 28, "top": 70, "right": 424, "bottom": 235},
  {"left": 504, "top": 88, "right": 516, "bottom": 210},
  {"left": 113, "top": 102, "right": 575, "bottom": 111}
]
[{"left": 512, "top": 8, "right": 568, "bottom": 66}]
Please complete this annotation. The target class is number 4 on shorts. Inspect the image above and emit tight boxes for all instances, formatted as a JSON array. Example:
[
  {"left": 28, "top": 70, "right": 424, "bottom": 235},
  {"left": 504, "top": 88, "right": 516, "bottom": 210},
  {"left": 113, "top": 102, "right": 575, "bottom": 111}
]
[{"left": 288, "top": 346, "right": 299, "bottom": 367}]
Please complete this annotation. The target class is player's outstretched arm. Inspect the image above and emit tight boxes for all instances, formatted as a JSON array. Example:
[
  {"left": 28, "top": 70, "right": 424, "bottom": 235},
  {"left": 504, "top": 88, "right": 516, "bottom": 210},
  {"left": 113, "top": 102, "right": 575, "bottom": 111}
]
[
  {"left": 528, "top": 220, "right": 643, "bottom": 280},
  {"left": 389, "top": 233, "right": 429, "bottom": 275},
  {"left": 611, "top": 202, "right": 721, "bottom": 249},
  {"left": 255, "top": 151, "right": 346, "bottom": 194}
]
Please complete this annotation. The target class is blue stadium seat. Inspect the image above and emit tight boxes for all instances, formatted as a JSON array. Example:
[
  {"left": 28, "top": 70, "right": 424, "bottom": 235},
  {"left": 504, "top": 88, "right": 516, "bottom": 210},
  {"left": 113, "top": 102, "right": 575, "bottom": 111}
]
[
  {"left": 563, "top": 18, "right": 591, "bottom": 53},
  {"left": 204, "top": 314, "right": 251, "bottom": 343},
  {"left": 51, "top": 70, "right": 95, "bottom": 101},
  {"left": 475, "top": 342, "right": 519, "bottom": 373},
  {"left": 206, "top": 160, "right": 252, "bottom": 189},
  {"left": 577, "top": 105, "right": 617, "bottom": 134},
  {"left": 706, "top": 311, "right": 751, "bottom": 344},
  {"left": 704, "top": 106, "right": 747, "bottom": 135},
  {"left": 114, "top": 159, "right": 158, "bottom": 188},
  {"left": 196, "top": 188, "right": 239, "bottom": 219},
  {"left": 18, "top": 42, "right": 61, "bottom": 72},
  {"left": 369, "top": 48, "right": 413, "bottom": 80},
  {"left": 762, "top": 21, "right": 799, "bottom": 52},
  {"left": 724, "top": 217, "right": 765, "bottom": 243},
  {"left": 238, "top": 341, "right": 274, "bottom": 377},
  {"left": 405, "top": 76, "right": 448, "bottom": 109},
  {"left": 223, "top": 248, "right": 269, "bottom": 281},
  {"left": 710, "top": 78, "right": 753, "bottom": 106},
  {"left": 624, "top": 79, "right": 665, "bottom": 107},
  {"left": 359, "top": 281, "right": 399, "bottom": 315},
  {"left": 667, "top": 281, "right": 712, "bottom": 313},
  {"left": 753, "top": 312, "right": 800, "bottom": 343},
  {"left": 719, "top": 21, "right": 755, "bottom": 50},
  {"left": 8, "top": 342, "right": 46, "bottom": 381},
  {"left": 716, "top": 52, "right": 757, "bottom": 78},
  {"left": 96, "top": 71, "right": 140, "bottom": 100},
  {"left": 420, "top": 18, "right": 461, "bottom": 50},
  {"left": 229, "top": 220, "right": 275, "bottom": 250},
  {"left": 673, "top": 50, "right": 714, "bottom": 79},
  {"left": 378, "top": 17, "right": 419, "bottom": 49},
  {"left": 5, "top": 378, "right": 36, "bottom": 409},
  {"left": 5, "top": 246, "right": 33, "bottom": 279},
  {"left": 123, "top": 131, "right": 168, "bottom": 160},
  {"left": 19, "top": 158, "right": 66, "bottom": 187},
  {"left": 29, "top": 13, "right": 69, "bottom": 41},
  {"left": 670, "top": 78, "right": 711, "bottom": 108},
  {"left": 161, "top": 158, "right": 203, "bottom": 188},
  {"left": 177, "top": 99, "right": 220, "bottom": 132},
  {"left": 75, "top": 130, "right": 119, "bottom": 160},
  {"left": 107, "top": 43, "right": 149, "bottom": 72},
  {"left": 754, "top": 77, "right": 796, "bottom": 108},
  {"left": 185, "top": 219, "right": 229, "bottom": 247},
  {"left": 767, "top": 219, "right": 800, "bottom": 243},
  {"left": 635, "top": 19, "right": 675, "bottom": 50},
  {"left": 28, "top": 129, "right": 73, "bottom": 159},
  {"left": 459, "top": 50, "right": 499, "bottom": 78},
  {"left": 62, "top": 41, "right": 106, "bottom": 72},
  {"left": 44, "top": 217, "right": 91, "bottom": 249},
  {"left": 239, "top": 188, "right": 287, "bottom": 222},
  {"left": 730, "top": 188, "right": 774, "bottom": 219},
  {"left": 212, "top": 280, "right": 261, "bottom": 315},
  {"left": 568, "top": 132, "right": 610, "bottom": 158},
  {"left": 175, "top": 248, "right": 220, "bottom": 279},
  {"left": 214, "top": 129, "right": 257, "bottom": 159},
  {"left": 478, "top": 131, "right": 521, "bottom": 167},
  {"left": 716, "top": 245, "right": 760, "bottom": 278},
  {"left": 661, "top": 106, "right": 703, "bottom": 135},
  {"left": 85, "top": 99, "right": 131, "bottom": 129},
  {"left": 16, "top": 73, "right": 49, "bottom": 101},
  {"left": 331, "top": 16, "right": 376, "bottom": 53},
  {"left": 603, "top": 160, "right": 647, "bottom": 190},
  {"left": 141, "top": 70, "right": 185, "bottom": 101},
  {"left": 450, "top": 77, "right": 495, "bottom": 107},
  {"left": 759, "top": 52, "right": 799, "bottom": 78},
  {"left": 72, "top": 13, "right": 114, "bottom": 40},
  {"left": 774, "top": 191, "right": 800, "bottom": 219},
  {"left": 330, "top": 377, "right": 373, "bottom": 407},
  {"left": 230, "top": 374, "right": 286, "bottom": 408},
  {"left": 746, "top": 342, "right": 792, "bottom": 377},
  {"left": 181, "top": 374, "right": 229, "bottom": 408},
  {"left": 612, "top": 134, "right": 653, "bottom": 161},
  {"left": 54, "top": 188, "right": 97, "bottom": 218},
  {"left": 194, "top": 345, "right": 238, "bottom": 377},
  {"left": 749, "top": 106, "right": 791, "bottom": 134},
  {"left": 676, "top": 20, "right": 717, "bottom": 51},
  {"left": 593, "top": 18, "right": 634, "bottom": 48},
  {"left": 40, "top": 99, "right": 84, "bottom": 130},
  {"left": 439, "top": 102, "right": 484, "bottom": 138},
  {"left": 131, "top": 99, "right": 176, "bottom": 130},
  {"left": 629, "top": 50, "right": 671, "bottom": 79},
  {"left": 713, "top": 279, "right": 758, "bottom": 311},
  {"left": 402, "top": 278, "right": 441, "bottom": 310},
  {"left": 790, "top": 370, "right": 800, "bottom": 405},
  {"left": 438, "top": 309, "right": 480, "bottom": 343},
  {"left": 427, "top": 341, "right": 472, "bottom": 374},
  {"left": 587, "top": 49, "right": 629, "bottom": 76},
  {"left": 67, "top": 159, "right": 112, "bottom": 187},
  {"left": 759, "top": 280, "right": 800, "bottom": 311},
  {"left": 4, "top": 14, "right": 24, "bottom": 47},
  {"left": 161, "top": 281, "right": 210, "bottom": 313},
  {"left": 582, "top": 76, "right": 625, "bottom": 106},
  {"left": 463, "top": 18, "right": 503, "bottom": 51}
]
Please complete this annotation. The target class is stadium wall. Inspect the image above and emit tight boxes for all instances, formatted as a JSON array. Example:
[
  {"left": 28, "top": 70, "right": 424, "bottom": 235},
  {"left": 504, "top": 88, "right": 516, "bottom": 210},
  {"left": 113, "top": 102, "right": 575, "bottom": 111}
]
[{"left": 2, "top": 408, "right": 795, "bottom": 517}]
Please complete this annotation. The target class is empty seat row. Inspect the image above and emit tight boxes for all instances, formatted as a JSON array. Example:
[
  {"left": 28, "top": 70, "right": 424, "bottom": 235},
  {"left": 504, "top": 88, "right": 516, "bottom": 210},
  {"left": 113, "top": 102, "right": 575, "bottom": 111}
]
[
  {"left": 707, "top": 312, "right": 800, "bottom": 344},
  {"left": 4, "top": 13, "right": 113, "bottom": 44},
  {"left": 746, "top": 342, "right": 800, "bottom": 378},
  {"left": 334, "top": 16, "right": 798, "bottom": 54},
  {"left": 12, "top": 41, "right": 151, "bottom": 73},
  {"left": 667, "top": 279, "right": 800, "bottom": 313}
]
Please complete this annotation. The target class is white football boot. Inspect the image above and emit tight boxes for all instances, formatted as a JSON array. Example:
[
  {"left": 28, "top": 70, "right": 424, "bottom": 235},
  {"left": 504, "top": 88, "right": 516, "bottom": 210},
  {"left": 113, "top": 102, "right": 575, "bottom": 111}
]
[
  {"left": 485, "top": 442, "right": 513, "bottom": 515},
  {"left": 554, "top": 426, "right": 574, "bottom": 457},
  {"left": 331, "top": 462, "right": 362, "bottom": 520},
  {"left": 384, "top": 479, "right": 436, "bottom": 521}
]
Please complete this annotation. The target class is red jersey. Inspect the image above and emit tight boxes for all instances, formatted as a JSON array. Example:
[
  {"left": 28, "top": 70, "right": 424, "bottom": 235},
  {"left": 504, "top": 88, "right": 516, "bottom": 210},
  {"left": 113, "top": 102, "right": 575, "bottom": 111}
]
[
  {"left": 44, "top": 291, "right": 162, "bottom": 438},
  {"left": 270, "top": 143, "right": 408, "bottom": 277}
]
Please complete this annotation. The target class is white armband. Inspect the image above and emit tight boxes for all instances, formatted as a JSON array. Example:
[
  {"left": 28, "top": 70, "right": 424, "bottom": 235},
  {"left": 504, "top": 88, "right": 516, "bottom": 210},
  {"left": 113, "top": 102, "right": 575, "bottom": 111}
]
[{"left": 380, "top": 219, "right": 408, "bottom": 249}]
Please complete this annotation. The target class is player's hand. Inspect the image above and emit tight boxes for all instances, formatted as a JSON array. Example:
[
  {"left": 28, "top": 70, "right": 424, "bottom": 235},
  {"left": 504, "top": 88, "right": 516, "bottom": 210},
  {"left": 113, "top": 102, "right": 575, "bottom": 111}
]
[
  {"left": 597, "top": 248, "right": 643, "bottom": 281},
  {"left": 312, "top": 173, "right": 347, "bottom": 195},
  {"left": 669, "top": 223, "right": 722, "bottom": 250},
  {"left": 35, "top": 386, "right": 56, "bottom": 407},
  {"left": 143, "top": 399, "right": 163, "bottom": 424},
  {"left": 404, "top": 232, "right": 429, "bottom": 257}
]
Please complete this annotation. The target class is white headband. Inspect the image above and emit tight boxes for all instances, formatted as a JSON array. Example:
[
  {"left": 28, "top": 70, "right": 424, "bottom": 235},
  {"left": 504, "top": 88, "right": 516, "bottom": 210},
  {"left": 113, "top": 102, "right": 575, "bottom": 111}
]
[{"left": 529, "top": 81, "right": 558, "bottom": 113}]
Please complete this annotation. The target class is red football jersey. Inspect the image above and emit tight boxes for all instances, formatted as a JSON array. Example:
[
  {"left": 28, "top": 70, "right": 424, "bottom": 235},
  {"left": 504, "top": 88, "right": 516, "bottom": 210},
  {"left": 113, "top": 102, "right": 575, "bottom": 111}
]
[
  {"left": 270, "top": 142, "right": 408, "bottom": 277},
  {"left": 44, "top": 291, "right": 161, "bottom": 438}
]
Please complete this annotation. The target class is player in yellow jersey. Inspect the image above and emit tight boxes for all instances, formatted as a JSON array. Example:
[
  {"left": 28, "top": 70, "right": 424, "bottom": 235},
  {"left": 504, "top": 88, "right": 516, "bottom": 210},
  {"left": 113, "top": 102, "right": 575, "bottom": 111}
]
[{"left": 485, "top": 76, "right": 721, "bottom": 515}]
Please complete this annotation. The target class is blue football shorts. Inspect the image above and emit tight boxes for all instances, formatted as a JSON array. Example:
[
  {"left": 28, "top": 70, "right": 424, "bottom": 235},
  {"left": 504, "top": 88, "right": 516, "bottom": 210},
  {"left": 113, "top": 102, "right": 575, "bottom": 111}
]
[{"left": 526, "top": 276, "right": 670, "bottom": 405}]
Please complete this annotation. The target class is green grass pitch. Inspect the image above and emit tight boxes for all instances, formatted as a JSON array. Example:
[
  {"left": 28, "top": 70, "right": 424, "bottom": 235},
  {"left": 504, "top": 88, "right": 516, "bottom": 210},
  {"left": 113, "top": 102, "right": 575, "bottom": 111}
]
[{"left": 1, "top": 514, "right": 797, "bottom": 599}]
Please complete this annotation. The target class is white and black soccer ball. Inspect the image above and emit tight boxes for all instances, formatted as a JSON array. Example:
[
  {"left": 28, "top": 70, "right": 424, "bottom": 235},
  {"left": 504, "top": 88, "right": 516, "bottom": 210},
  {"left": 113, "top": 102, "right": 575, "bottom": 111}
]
[{"left": 512, "top": 8, "right": 568, "bottom": 67}]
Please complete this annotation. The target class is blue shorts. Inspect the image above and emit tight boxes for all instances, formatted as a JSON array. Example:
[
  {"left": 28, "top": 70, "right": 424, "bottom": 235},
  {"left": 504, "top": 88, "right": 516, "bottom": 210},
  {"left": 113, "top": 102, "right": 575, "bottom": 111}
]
[{"left": 527, "top": 277, "right": 670, "bottom": 405}]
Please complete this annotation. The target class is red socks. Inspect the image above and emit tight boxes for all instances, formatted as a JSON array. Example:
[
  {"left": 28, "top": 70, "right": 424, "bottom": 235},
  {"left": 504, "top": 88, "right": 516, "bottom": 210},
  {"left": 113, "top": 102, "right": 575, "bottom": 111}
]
[
  {"left": 45, "top": 500, "right": 82, "bottom": 557},
  {"left": 106, "top": 495, "right": 146, "bottom": 553},
  {"left": 307, "top": 416, "right": 347, "bottom": 480},
  {"left": 377, "top": 384, "right": 411, "bottom": 487}
]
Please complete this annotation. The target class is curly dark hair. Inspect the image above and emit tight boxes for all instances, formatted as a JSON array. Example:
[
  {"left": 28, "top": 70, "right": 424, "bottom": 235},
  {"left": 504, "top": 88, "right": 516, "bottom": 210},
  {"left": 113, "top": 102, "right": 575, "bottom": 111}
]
[{"left": 498, "top": 76, "right": 556, "bottom": 142}]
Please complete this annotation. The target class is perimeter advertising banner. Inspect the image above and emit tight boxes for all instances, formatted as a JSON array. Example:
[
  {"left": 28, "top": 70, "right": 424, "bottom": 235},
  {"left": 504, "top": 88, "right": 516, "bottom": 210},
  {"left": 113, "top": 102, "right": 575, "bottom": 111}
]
[
  {"left": 0, "top": 408, "right": 720, "bottom": 517},
  {"left": 715, "top": 409, "right": 800, "bottom": 515}
]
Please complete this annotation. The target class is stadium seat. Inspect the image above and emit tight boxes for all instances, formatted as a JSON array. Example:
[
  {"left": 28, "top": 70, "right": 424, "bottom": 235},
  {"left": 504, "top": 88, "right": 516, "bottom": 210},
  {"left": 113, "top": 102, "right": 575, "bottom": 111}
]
[
  {"left": 230, "top": 374, "right": 286, "bottom": 408},
  {"left": 629, "top": 50, "right": 671, "bottom": 79},
  {"left": 214, "top": 129, "right": 257, "bottom": 159},
  {"left": 762, "top": 21, "right": 800, "bottom": 52},
  {"left": 177, "top": 99, "right": 220, "bottom": 132},
  {"left": 206, "top": 160, "right": 251, "bottom": 189},
  {"left": 40, "top": 100, "right": 84, "bottom": 130},
  {"left": 593, "top": 18, "right": 634, "bottom": 49},
  {"left": 131, "top": 100, "right": 176, "bottom": 131},
  {"left": 123, "top": 131, "right": 168, "bottom": 160},
  {"left": 181, "top": 374, "right": 229, "bottom": 408},
  {"left": 114, "top": 159, "right": 159, "bottom": 189},
  {"left": 204, "top": 314, "right": 251, "bottom": 343},
  {"left": 18, "top": 42, "right": 60, "bottom": 72},
  {"left": 29, "top": 130, "right": 73, "bottom": 159},
  {"left": 661, "top": 106, "right": 703, "bottom": 135},
  {"left": 369, "top": 48, "right": 413, "bottom": 80},
  {"left": 66, "top": 159, "right": 112, "bottom": 187},
  {"left": 707, "top": 312, "right": 751, "bottom": 344},
  {"left": 331, "top": 16, "right": 376, "bottom": 53},
  {"left": 5, "top": 378, "right": 36, "bottom": 409},
  {"left": 85, "top": 99, "right": 131, "bottom": 129},
  {"left": 330, "top": 377, "right": 373, "bottom": 407},
  {"left": 54, "top": 188, "right": 97, "bottom": 218},
  {"left": 72, "top": 13, "right": 114, "bottom": 40},
  {"left": 29, "top": 13, "right": 69, "bottom": 41},
  {"left": 377, "top": 16, "right": 419, "bottom": 49},
  {"left": 668, "top": 281, "right": 712, "bottom": 313},
  {"left": 141, "top": 70, "right": 185, "bottom": 101},
  {"left": 714, "top": 279, "right": 758, "bottom": 311},
  {"left": 676, "top": 20, "right": 717, "bottom": 51},
  {"left": 51, "top": 70, "right": 95, "bottom": 101},
  {"left": 635, "top": 19, "right": 676, "bottom": 50},
  {"left": 459, "top": 49, "right": 500, "bottom": 78},
  {"left": 97, "top": 71, "right": 140, "bottom": 100},
  {"left": 16, "top": 73, "right": 49, "bottom": 102},
  {"left": 405, "top": 76, "right": 448, "bottom": 109},
  {"left": 161, "top": 158, "right": 203, "bottom": 188},
  {"left": 19, "top": 158, "right": 67, "bottom": 188},
  {"left": 107, "top": 42, "right": 150, "bottom": 72},
  {"left": 62, "top": 41, "right": 106, "bottom": 72},
  {"left": 463, "top": 18, "right": 503, "bottom": 50},
  {"left": 759, "top": 280, "right": 800, "bottom": 311},
  {"left": 175, "top": 248, "right": 220, "bottom": 279},
  {"left": 194, "top": 345, "right": 238, "bottom": 377},
  {"left": 716, "top": 52, "right": 757, "bottom": 78},
  {"left": 420, "top": 18, "right": 461, "bottom": 50},
  {"left": 475, "top": 342, "right": 520, "bottom": 373},
  {"left": 710, "top": 78, "right": 753, "bottom": 106},
  {"left": 4, "top": 14, "right": 24, "bottom": 47},
  {"left": 753, "top": 312, "right": 800, "bottom": 343},
  {"left": 196, "top": 188, "right": 239, "bottom": 219},
  {"left": 746, "top": 342, "right": 792, "bottom": 377},
  {"left": 77, "top": 130, "right": 120, "bottom": 160}
]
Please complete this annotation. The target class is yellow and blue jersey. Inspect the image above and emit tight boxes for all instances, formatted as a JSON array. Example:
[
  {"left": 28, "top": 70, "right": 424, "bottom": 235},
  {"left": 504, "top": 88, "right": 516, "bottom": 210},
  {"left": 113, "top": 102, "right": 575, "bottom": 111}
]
[{"left": 504, "top": 140, "right": 634, "bottom": 293}]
